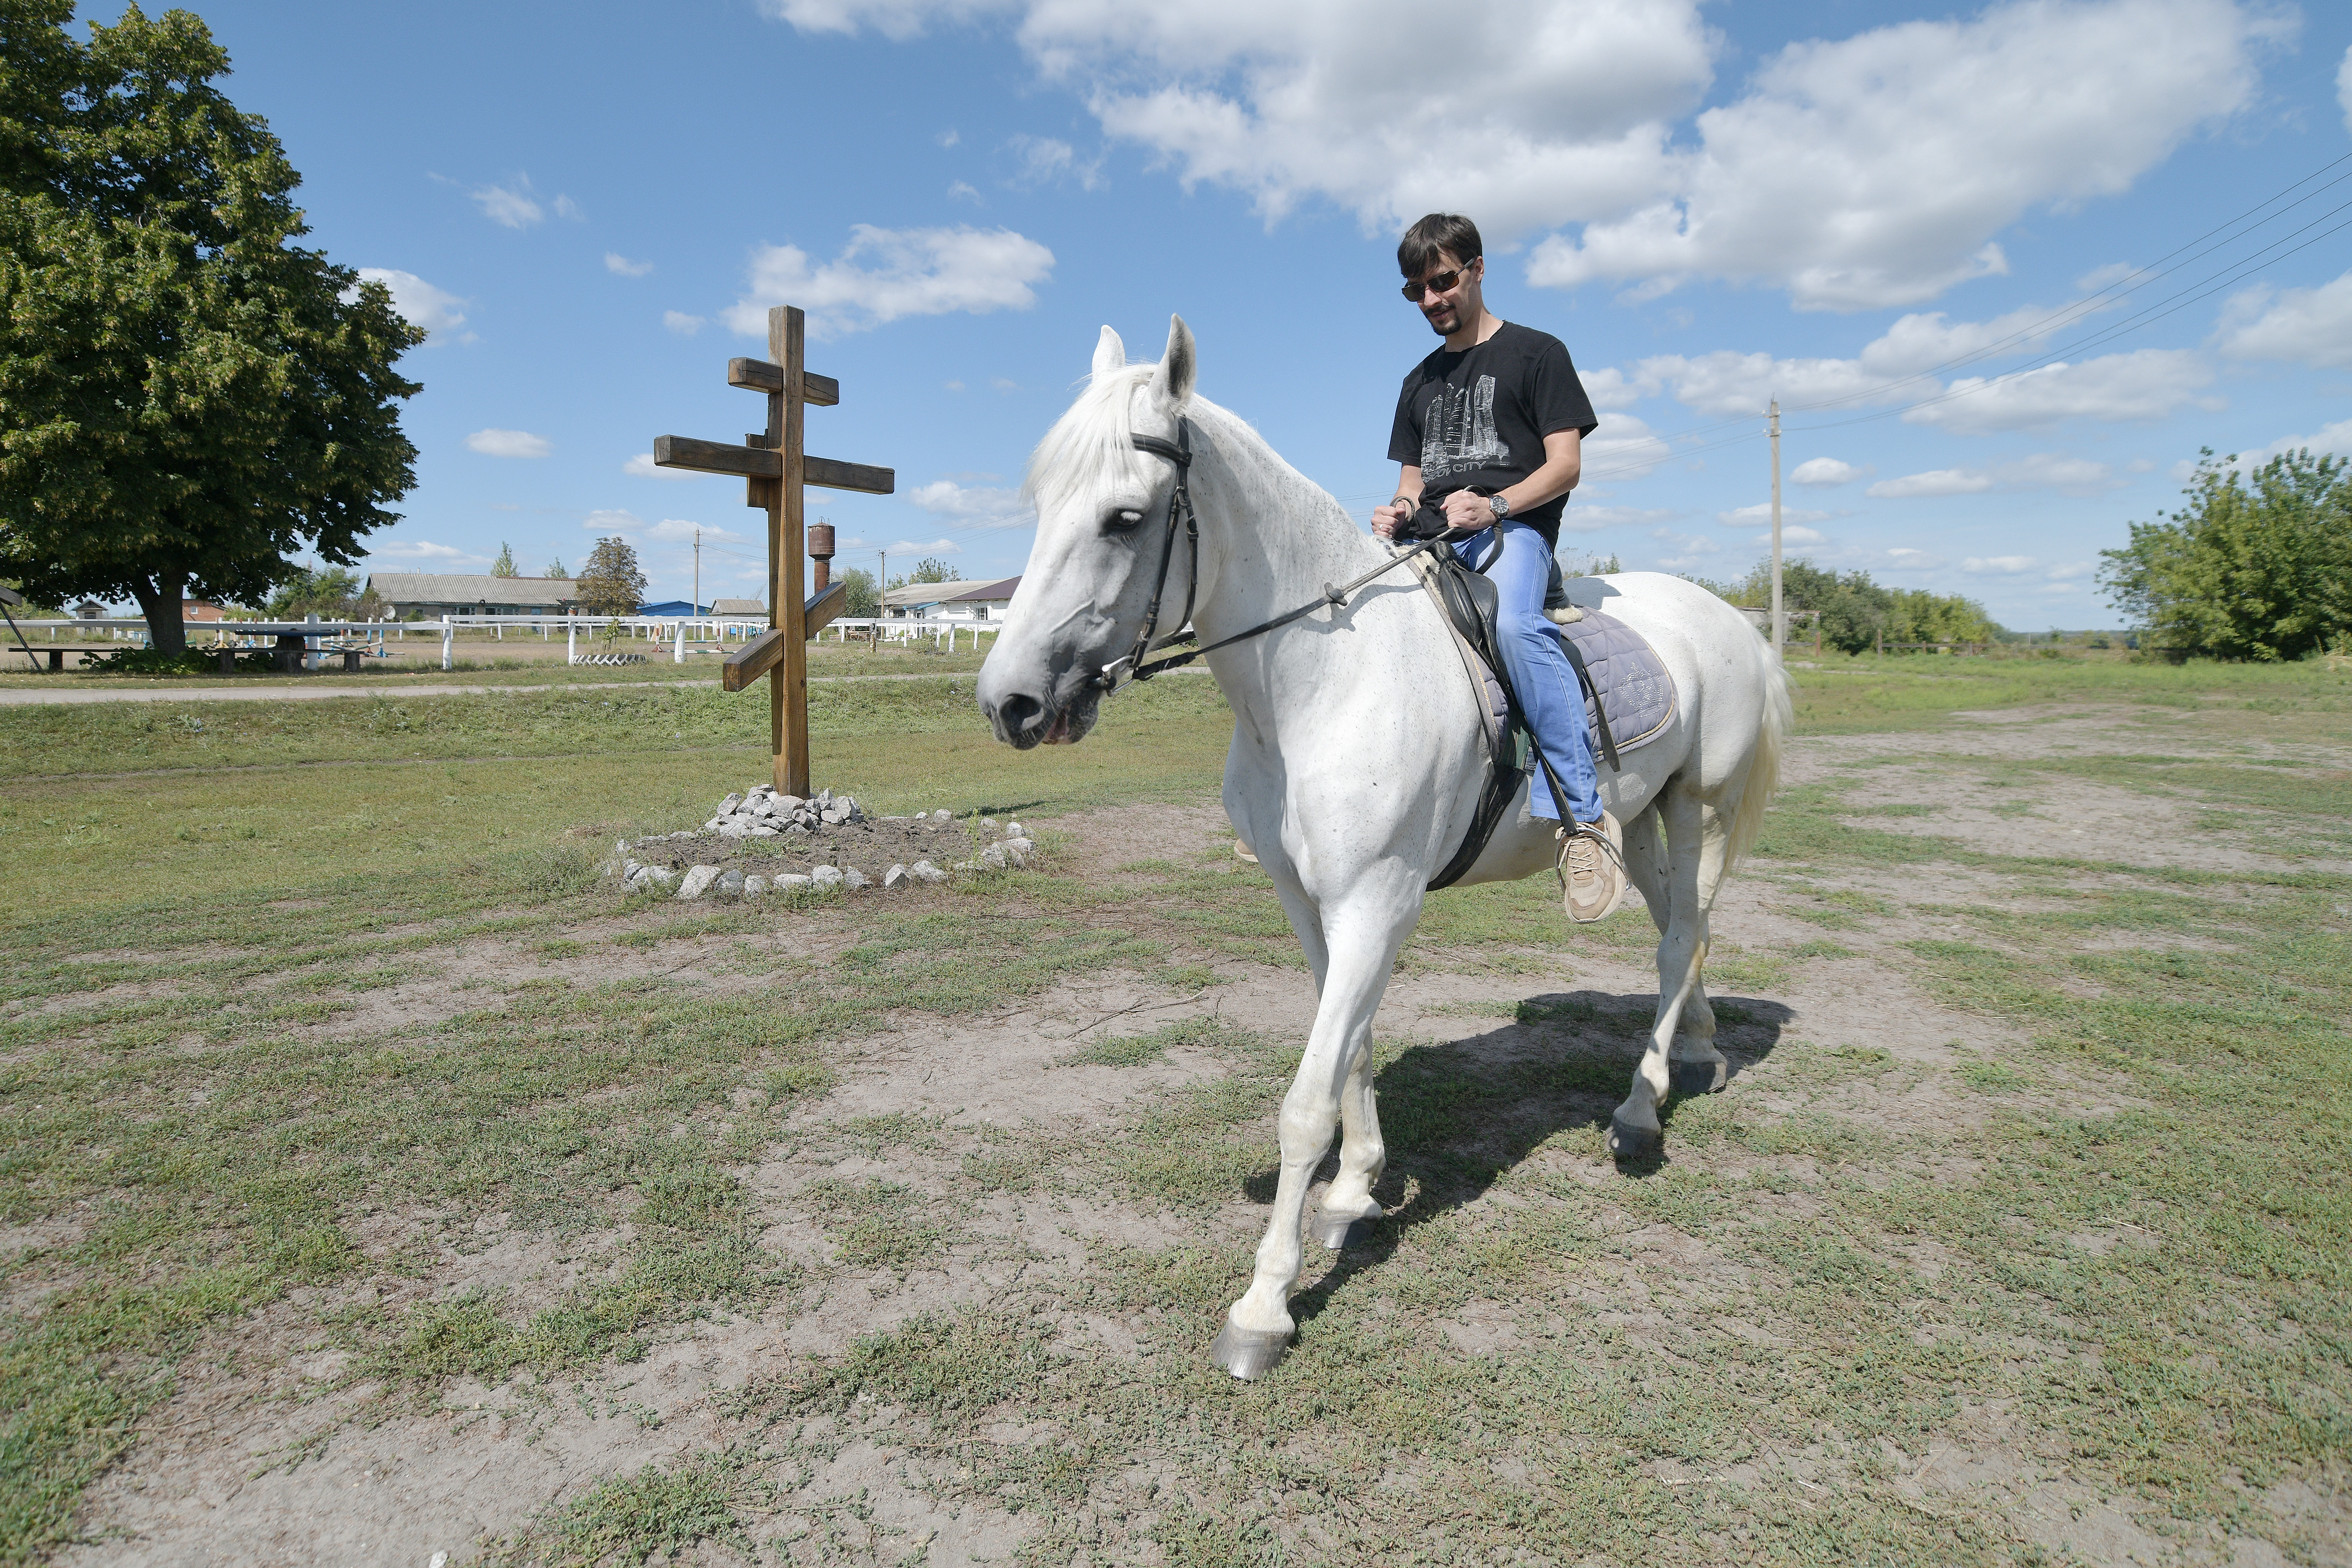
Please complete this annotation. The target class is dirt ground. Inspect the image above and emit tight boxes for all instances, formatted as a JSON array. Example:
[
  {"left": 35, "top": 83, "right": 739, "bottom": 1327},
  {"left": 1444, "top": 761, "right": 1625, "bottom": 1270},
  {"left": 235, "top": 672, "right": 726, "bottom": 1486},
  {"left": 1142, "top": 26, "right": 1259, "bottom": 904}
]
[{"left": 46, "top": 700, "right": 2352, "bottom": 1567}]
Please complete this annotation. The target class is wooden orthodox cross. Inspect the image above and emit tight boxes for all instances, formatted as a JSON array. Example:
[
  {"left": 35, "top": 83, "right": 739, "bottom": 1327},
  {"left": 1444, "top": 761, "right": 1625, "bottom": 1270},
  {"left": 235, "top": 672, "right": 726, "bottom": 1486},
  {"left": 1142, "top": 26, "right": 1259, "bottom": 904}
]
[{"left": 652, "top": 304, "right": 893, "bottom": 795}]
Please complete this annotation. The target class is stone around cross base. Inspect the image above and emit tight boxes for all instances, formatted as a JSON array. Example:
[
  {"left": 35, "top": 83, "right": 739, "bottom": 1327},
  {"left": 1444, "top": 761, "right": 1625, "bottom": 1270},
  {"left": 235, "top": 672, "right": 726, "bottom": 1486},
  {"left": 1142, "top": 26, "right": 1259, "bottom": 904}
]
[
  {"left": 810, "top": 864, "right": 845, "bottom": 889},
  {"left": 743, "top": 874, "right": 771, "bottom": 897},
  {"left": 910, "top": 860, "right": 946, "bottom": 883},
  {"left": 842, "top": 868, "right": 870, "bottom": 890},
  {"left": 718, "top": 821, "right": 752, "bottom": 839},
  {"left": 677, "top": 865, "right": 724, "bottom": 900},
  {"left": 883, "top": 863, "right": 908, "bottom": 889},
  {"left": 716, "top": 792, "right": 744, "bottom": 817},
  {"left": 631, "top": 866, "right": 676, "bottom": 890},
  {"left": 1006, "top": 821, "right": 1024, "bottom": 838},
  {"left": 980, "top": 843, "right": 1008, "bottom": 870},
  {"left": 777, "top": 873, "right": 813, "bottom": 890},
  {"left": 1002, "top": 837, "right": 1034, "bottom": 868},
  {"left": 717, "top": 868, "right": 746, "bottom": 897}
]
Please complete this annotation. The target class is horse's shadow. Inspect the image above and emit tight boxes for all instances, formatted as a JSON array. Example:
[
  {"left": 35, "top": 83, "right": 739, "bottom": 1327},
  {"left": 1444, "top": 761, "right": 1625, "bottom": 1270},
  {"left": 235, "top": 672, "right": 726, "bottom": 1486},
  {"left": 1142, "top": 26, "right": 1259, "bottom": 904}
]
[{"left": 1246, "top": 988, "right": 1791, "bottom": 1328}]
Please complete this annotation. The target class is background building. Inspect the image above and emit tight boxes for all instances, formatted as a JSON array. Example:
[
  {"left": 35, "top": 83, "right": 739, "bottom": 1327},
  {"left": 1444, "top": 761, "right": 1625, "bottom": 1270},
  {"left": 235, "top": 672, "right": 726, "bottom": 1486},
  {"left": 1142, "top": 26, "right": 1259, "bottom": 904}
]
[{"left": 365, "top": 574, "right": 578, "bottom": 618}]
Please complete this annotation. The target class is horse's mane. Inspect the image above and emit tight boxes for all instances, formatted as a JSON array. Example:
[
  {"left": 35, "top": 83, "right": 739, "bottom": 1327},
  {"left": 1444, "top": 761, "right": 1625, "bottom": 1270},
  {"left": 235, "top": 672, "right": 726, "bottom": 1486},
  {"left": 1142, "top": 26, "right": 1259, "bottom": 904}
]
[{"left": 1023, "top": 364, "right": 1276, "bottom": 519}]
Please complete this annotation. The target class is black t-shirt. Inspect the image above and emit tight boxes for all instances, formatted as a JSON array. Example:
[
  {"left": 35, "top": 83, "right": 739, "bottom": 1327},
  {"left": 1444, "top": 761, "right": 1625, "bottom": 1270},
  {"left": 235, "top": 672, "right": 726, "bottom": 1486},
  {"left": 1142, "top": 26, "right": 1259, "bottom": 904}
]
[{"left": 1387, "top": 320, "right": 1598, "bottom": 546}]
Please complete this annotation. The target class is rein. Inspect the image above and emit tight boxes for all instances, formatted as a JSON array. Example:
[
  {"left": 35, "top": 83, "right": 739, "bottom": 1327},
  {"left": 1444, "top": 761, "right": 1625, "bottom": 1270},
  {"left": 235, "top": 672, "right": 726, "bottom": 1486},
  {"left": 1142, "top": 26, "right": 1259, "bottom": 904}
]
[{"left": 1092, "top": 418, "right": 1454, "bottom": 691}]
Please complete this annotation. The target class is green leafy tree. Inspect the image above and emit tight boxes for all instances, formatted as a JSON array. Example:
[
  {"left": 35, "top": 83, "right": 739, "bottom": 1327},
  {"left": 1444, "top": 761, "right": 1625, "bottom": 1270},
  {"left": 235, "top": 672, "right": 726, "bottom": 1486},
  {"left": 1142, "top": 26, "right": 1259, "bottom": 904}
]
[
  {"left": 489, "top": 541, "right": 518, "bottom": 578},
  {"left": 1717, "top": 559, "right": 1997, "bottom": 652},
  {"left": 543, "top": 556, "right": 569, "bottom": 580},
  {"left": 837, "top": 565, "right": 880, "bottom": 617},
  {"left": 263, "top": 564, "right": 374, "bottom": 618},
  {"left": 0, "top": 2, "right": 423, "bottom": 653},
  {"left": 575, "top": 536, "right": 645, "bottom": 616},
  {"left": 2100, "top": 449, "right": 2352, "bottom": 660},
  {"left": 888, "top": 557, "right": 962, "bottom": 589}
]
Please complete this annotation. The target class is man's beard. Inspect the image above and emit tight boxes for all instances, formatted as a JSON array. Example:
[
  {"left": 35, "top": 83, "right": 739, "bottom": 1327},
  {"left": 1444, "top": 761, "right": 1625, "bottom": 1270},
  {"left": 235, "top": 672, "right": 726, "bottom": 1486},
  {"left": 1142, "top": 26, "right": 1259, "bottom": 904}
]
[{"left": 1423, "top": 305, "right": 1455, "bottom": 335}]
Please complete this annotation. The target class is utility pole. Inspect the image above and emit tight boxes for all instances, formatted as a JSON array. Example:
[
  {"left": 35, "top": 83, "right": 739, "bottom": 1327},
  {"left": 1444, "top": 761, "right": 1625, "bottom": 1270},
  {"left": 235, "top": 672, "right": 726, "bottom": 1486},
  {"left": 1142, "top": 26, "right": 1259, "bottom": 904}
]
[
  {"left": 878, "top": 549, "right": 887, "bottom": 622},
  {"left": 1768, "top": 397, "right": 1785, "bottom": 655}
]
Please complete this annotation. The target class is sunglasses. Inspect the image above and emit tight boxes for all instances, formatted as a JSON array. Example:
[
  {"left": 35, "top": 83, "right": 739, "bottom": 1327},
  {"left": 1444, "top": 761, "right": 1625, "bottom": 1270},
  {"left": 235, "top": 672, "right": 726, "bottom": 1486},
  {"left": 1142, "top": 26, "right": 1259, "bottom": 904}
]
[{"left": 1402, "top": 266, "right": 1468, "bottom": 301}]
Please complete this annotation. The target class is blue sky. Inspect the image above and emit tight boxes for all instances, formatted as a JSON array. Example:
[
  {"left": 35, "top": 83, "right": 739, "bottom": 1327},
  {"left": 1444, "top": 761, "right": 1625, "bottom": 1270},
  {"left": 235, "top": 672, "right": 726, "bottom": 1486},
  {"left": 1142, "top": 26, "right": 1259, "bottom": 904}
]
[{"left": 113, "top": 0, "right": 2352, "bottom": 627}]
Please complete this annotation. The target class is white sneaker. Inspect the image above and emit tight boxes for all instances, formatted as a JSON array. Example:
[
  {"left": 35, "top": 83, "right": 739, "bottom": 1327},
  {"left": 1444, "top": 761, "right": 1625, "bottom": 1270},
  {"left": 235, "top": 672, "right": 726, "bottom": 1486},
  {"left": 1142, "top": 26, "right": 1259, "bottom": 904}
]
[{"left": 1557, "top": 814, "right": 1626, "bottom": 923}]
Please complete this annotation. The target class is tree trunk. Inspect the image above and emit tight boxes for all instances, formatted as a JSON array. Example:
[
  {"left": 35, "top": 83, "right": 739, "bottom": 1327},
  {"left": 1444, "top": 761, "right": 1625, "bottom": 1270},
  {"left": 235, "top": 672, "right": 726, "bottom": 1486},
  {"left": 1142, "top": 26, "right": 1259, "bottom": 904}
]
[{"left": 131, "top": 569, "right": 189, "bottom": 655}]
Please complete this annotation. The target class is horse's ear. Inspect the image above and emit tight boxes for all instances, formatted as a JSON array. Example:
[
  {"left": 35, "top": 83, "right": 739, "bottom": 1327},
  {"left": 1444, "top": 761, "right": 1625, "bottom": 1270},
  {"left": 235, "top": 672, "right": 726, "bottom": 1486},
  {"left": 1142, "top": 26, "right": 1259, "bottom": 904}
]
[
  {"left": 1151, "top": 314, "right": 1196, "bottom": 411},
  {"left": 1092, "top": 326, "right": 1125, "bottom": 379}
]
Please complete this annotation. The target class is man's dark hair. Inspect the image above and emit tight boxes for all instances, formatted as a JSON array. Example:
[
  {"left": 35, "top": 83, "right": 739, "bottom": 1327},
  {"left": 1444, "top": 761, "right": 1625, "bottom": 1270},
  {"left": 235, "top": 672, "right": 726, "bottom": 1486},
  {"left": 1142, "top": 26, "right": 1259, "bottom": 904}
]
[{"left": 1398, "top": 213, "right": 1483, "bottom": 279}]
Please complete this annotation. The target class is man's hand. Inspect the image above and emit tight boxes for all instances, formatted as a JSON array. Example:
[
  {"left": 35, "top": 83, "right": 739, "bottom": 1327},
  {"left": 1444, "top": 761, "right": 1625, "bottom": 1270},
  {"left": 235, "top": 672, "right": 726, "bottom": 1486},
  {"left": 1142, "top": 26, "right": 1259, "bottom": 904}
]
[
  {"left": 1440, "top": 489, "right": 1495, "bottom": 532},
  {"left": 1371, "top": 498, "right": 1413, "bottom": 540}
]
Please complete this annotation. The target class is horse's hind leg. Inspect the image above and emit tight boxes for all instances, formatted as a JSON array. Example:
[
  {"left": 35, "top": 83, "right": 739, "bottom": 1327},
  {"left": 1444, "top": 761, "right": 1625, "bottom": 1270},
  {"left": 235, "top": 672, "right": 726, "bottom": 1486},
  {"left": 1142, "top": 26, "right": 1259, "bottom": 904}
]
[
  {"left": 1620, "top": 807, "right": 1726, "bottom": 1098},
  {"left": 1214, "top": 883, "right": 1418, "bottom": 1379},
  {"left": 1313, "top": 1030, "right": 1386, "bottom": 1248},
  {"left": 1609, "top": 784, "right": 1729, "bottom": 1160}
]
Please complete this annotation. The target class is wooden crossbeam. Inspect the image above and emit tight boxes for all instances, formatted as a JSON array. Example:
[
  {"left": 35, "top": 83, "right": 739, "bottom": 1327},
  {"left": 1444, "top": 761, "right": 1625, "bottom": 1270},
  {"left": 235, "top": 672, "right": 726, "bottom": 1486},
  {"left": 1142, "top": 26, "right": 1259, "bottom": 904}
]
[
  {"left": 651, "top": 435, "right": 893, "bottom": 496},
  {"left": 726, "top": 357, "right": 839, "bottom": 405},
  {"left": 717, "top": 581, "right": 850, "bottom": 692}
]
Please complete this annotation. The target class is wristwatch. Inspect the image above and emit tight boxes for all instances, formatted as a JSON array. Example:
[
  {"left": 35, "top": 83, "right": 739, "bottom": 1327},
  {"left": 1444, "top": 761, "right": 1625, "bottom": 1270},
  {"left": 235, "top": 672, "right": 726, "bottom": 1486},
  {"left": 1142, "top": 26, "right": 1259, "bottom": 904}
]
[{"left": 1489, "top": 492, "right": 1512, "bottom": 521}]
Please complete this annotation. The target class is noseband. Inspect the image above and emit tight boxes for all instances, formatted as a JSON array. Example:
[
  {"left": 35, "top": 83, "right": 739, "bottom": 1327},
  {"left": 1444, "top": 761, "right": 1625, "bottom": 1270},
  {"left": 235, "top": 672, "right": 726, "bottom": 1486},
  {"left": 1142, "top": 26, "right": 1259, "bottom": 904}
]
[{"left": 1090, "top": 416, "right": 1457, "bottom": 692}]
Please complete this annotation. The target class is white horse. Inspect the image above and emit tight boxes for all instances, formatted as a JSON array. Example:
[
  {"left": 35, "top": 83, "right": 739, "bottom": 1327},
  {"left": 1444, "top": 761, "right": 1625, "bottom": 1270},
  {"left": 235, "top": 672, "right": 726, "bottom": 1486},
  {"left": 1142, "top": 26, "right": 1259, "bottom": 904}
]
[{"left": 977, "top": 317, "right": 1791, "bottom": 1379}]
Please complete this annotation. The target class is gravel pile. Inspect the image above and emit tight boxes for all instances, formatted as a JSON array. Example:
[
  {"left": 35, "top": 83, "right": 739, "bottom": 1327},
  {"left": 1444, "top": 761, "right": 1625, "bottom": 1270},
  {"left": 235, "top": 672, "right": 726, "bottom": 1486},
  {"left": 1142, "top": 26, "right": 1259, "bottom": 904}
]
[{"left": 604, "top": 788, "right": 1037, "bottom": 900}]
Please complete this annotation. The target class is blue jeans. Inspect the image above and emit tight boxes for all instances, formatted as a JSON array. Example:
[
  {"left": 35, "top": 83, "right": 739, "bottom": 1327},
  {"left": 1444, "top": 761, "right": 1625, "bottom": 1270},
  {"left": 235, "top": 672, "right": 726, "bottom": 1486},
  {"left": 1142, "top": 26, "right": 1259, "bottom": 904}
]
[{"left": 1453, "top": 520, "right": 1602, "bottom": 824}]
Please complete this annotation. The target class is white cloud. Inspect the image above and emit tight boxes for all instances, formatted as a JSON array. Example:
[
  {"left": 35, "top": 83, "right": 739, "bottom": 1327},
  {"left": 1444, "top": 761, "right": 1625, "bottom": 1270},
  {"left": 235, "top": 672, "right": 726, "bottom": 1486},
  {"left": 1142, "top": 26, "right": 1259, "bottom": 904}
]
[
  {"left": 1903, "top": 350, "right": 2213, "bottom": 434},
  {"left": 1869, "top": 467, "right": 1995, "bottom": 498},
  {"left": 582, "top": 508, "right": 645, "bottom": 534},
  {"left": 1579, "top": 367, "right": 1650, "bottom": 411},
  {"left": 1867, "top": 454, "right": 2116, "bottom": 497},
  {"left": 2212, "top": 271, "right": 2352, "bottom": 369},
  {"left": 1964, "top": 555, "right": 2038, "bottom": 574},
  {"left": 663, "top": 311, "right": 706, "bottom": 335},
  {"left": 643, "top": 518, "right": 748, "bottom": 543},
  {"left": 606, "top": 253, "right": 655, "bottom": 277},
  {"left": 1882, "top": 546, "right": 1947, "bottom": 570},
  {"left": 1790, "top": 457, "right": 1870, "bottom": 486},
  {"left": 1560, "top": 504, "right": 1677, "bottom": 531},
  {"left": 2225, "top": 416, "right": 2352, "bottom": 470},
  {"left": 949, "top": 180, "right": 982, "bottom": 202},
  {"left": 366, "top": 538, "right": 484, "bottom": 564},
  {"left": 907, "top": 478, "right": 1035, "bottom": 529},
  {"left": 2048, "top": 560, "right": 2096, "bottom": 580},
  {"left": 939, "top": 128, "right": 961, "bottom": 147},
  {"left": 625, "top": 453, "right": 701, "bottom": 481},
  {"left": 1771, "top": 525, "right": 1828, "bottom": 545},
  {"left": 473, "top": 181, "right": 543, "bottom": 228},
  {"left": 553, "top": 195, "right": 584, "bottom": 221},
  {"left": 352, "top": 268, "right": 470, "bottom": 345},
  {"left": 2340, "top": 43, "right": 2352, "bottom": 133},
  {"left": 725, "top": 225, "right": 1055, "bottom": 339},
  {"left": 766, "top": 0, "right": 2276, "bottom": 313},
  {"left": 1581, "top": 411, "right": 1673, "bottom": 480},
  {"left": 1717, "top": 503, "right": 1830, "bottom": 526},
  {"left": 1009, "top": 134, "right": 1103, "bottom": 189},
  {"left": 884, "top": 537, "right": 962, "bottom": 555},
  {"left": 1529, "top": 0, "right": 2276, "bottom": 310},
  {"left": 465, "top": 428, "right": 551, "bottom": 459}
]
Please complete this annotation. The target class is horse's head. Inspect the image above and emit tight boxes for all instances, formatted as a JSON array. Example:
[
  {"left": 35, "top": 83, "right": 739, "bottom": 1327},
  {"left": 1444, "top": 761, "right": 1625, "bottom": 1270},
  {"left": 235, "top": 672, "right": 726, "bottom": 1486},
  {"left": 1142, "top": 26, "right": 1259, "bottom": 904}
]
[{"left": 977, "top": 315, "right": 1201, "bottom": 748}]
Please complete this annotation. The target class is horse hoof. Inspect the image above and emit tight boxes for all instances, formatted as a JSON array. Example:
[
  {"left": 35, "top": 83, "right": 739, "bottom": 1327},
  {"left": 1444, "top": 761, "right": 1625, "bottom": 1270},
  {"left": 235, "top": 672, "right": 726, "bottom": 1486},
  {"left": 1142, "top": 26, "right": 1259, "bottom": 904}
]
[
  {"left": 1209, "top": 1320, "right": 1292, "bottom": 1381},
  {"left": 1310, "top": 1205, "right": 1381, "bottom": 1250},
  {"left": 1609, "top": 1115, "right": 1663, "bottom": 1163},
  {"left": 1669, "top": 1058, "right": 1727, "bottom": 1096}
]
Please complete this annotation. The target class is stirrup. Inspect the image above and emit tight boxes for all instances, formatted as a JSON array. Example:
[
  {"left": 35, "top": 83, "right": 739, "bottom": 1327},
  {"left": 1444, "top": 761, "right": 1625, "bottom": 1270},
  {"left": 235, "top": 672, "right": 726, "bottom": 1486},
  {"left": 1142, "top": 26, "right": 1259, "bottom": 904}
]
[{"left": 1555, "top": 816, "right": 1626, "bottom": 923}]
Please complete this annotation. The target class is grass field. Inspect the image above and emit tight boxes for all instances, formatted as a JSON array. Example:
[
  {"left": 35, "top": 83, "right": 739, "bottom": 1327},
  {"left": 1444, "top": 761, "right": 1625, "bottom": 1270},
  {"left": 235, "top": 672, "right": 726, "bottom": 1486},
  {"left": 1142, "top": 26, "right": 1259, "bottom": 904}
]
[{"left": 2, "top": 655, "right": 2347, "bottom": 1565}]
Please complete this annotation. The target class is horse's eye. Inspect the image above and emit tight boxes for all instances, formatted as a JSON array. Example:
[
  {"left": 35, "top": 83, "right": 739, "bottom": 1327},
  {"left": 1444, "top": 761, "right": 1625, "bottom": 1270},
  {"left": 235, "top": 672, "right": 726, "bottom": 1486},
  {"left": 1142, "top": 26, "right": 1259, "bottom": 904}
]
[{"left": 1106, "top": 508, "right": 1145, "bottom": 532}]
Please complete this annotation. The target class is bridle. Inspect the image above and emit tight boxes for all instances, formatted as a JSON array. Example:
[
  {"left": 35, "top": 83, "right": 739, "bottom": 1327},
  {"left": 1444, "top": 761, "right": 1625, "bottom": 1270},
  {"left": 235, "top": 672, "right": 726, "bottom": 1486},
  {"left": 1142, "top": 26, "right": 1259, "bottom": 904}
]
[{"left": 1091, "top": 417, "right": 1453, "bottom": 692}]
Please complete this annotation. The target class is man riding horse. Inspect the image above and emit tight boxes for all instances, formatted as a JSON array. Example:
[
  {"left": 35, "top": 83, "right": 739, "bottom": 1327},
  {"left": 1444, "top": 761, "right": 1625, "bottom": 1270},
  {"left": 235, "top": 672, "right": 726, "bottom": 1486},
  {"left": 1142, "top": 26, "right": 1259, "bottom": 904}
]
[{"left": 1370, "top": 212, "right": 1626, "bottom": 923}]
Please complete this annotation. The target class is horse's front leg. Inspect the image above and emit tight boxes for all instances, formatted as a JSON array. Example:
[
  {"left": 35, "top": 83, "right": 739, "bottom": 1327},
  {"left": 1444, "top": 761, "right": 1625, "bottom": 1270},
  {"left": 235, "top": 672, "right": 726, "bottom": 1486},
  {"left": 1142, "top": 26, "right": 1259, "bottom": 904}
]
[{"left": 1213, "top": 885, "right": 1419, "bottom": 1379}]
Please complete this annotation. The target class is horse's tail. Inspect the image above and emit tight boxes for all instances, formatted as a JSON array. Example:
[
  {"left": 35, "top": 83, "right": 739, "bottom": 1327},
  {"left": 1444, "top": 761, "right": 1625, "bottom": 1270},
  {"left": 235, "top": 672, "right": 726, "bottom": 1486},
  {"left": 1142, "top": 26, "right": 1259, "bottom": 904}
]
[{"left": 1723, "top": 647, "right": 1793, "bottom": 872}]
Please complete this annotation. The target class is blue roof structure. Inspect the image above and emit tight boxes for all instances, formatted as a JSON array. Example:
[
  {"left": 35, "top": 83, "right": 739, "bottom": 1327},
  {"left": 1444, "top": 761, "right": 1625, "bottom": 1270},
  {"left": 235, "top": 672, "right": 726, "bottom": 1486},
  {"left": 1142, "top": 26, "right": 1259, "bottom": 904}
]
[{"left": 636, "top": 600, "right": 708, "bottom": 616}]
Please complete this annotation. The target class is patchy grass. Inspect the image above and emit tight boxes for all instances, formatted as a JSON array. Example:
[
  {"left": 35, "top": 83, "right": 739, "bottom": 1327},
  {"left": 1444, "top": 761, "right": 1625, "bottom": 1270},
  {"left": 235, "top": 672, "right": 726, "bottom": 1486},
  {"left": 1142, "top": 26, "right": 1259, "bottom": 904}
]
[{"left": 6, "top": 647, "right": 2350, "bottom": 1564}]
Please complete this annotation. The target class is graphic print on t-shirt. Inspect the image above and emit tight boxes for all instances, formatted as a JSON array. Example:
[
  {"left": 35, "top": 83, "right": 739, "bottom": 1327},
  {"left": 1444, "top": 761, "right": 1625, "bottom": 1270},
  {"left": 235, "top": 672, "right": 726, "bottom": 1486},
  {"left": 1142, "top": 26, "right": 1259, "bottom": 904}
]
[{"left": 1418, "top": 374, "right": 1510, "bottom": 482}]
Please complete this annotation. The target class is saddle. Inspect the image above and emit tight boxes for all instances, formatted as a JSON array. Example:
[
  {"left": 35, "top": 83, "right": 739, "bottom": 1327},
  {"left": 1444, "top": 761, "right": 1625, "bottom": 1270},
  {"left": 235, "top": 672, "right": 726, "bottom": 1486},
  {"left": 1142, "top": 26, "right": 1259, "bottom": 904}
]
[{"left": 1403, "top": 545, "right": 1679, "bottom": 890}]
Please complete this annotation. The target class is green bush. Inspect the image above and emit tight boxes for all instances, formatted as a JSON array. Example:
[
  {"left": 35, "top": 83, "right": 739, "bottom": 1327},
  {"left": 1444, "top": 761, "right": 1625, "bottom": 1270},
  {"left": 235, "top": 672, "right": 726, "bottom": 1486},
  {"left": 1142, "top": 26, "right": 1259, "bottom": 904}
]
[
  {"left": 82, "top": 646, "right": 277, "bottom": 675},
  {"left": 2099, "top": 448, "right": 2352, "bottom": 661},
  {"left": 1709, "top": 559, "right": 2000, "bottom": 653}
]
